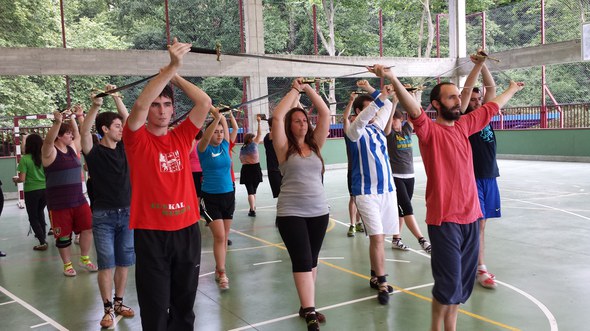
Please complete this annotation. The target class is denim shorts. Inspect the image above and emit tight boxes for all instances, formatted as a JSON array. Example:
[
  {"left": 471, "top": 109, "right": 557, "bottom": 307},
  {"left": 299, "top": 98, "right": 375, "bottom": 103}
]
[{"left": 92, "top": 207, "right": 135, "bottom": 270}]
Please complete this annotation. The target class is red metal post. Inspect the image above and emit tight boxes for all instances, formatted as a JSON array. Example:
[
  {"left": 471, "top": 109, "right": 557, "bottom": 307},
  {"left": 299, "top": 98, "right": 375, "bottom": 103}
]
[
  {"left": 59, "top": 0, "right": 71, "bottom": 109},
  {"left": 540, "top": 0, "right": 547, "bottom": 128},
  {"left": 481, "top": 12, "right": 486, "bottom": 50},
  {"left": 312, "top": 5, "right": 319, "bottom": 108},
  {"left": 435, "top": 14, "right": 442, "bottom": 84},
  {"left": 379, "top": 9, "right": 384, "bottom": 88},
  {"left": 239, "top": 0, "right": 248, "bottom": 130},
  {"left": 165, "top": 0, "right": 171, "bottom": 45},
  {"left": 313, "top": 5, "right": 318, "bottom": 56}
]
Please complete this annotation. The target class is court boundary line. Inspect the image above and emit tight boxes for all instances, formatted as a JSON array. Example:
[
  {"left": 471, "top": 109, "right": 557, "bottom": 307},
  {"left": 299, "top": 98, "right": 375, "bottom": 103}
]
[{"left": 0, "top": 285, "right": 69, "bottom": 331}]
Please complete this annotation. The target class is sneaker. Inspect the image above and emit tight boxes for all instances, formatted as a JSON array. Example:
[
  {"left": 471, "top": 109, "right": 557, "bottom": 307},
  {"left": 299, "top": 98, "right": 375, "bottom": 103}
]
[
  {"left": 419, "top": 238, "right": 432, "bottom": 254},
  {"left": 63, "top": 262, "right": 77, "bottom": 277},
  {"left": 217, "top": 271, "right": 229, "bottom": 290},
  {"left": 347, "top": 225, "right": 355, "bottom": 237},
  {"left": 369, "top": 276, "right": 393, "bottom": 293},
  {"left": 248, "top": 210, "right": 256, "bottom": 217},
  {"left": 0, "top": 251, "right": 5, "bottom": 257},
  {"left": 477, "top": 270, "right": 497, "bottom": 289},
  {"left": 33, "top": 243, "right": 48, "bottom": 251},
  {"left": 227, "top": 239, "right": 232, "bottom": 246},
  {"left": 392, "top": 238, "right": 409, "bottom": 250},
  {"left": 355, "top": 222, "right": 364, "bottom": 233},
  {"left": 299, "top": 307, "right": 326, "bottom": 323},
  {"left": 74, "top": 234, "right": 80, "bottom": 245},
  {"left": 304, "top": 311, "right": 320, "bottom": 331},
  {"left": 79, "top": 258, "right": 98, "bottom": 272},
  {"left": 48, "top": 229, "right": 54, "bottom": 236},
  {"left": 377, "top": 282, "right": 390, "bottom": 305}
]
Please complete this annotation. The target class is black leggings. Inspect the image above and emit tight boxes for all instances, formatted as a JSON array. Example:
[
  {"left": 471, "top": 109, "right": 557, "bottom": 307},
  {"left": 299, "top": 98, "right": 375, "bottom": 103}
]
[
  {"left": 24, "top": 189, "right": 47, "bottom": 244},
  {"left": 394, "top": 177, "right": 415, "bottom": 216},
  {"left": 277, "top": 214, "right": 329, "bottom": 272}
]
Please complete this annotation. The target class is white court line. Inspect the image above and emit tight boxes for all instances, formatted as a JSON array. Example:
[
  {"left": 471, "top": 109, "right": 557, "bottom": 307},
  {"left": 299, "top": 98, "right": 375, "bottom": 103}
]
[
  {"left": 506, "top": 198, "right": 590, "bottom": 221},
  {"left": 0, "top": 286, "right": 68, "bottom": 331},
  {"left": 246, "top": 193, "right": 560, "bottom": 330},
  {"left": 30, "top": 322, "right": 49, "bottom": 328},
  {"left": 385, "top": 259, "right": 411, "bottom": 263},
  {"left": 318, "top": 257, "right": 344, "bottom": 260},
  {"left": 199, "top": 271, "right": 215, "bottom": 278},
  {"left": 496, "top": 280, "right": 558, "bottom": 331},
  {"left": 331, "top": 209, "right": 558, "bottom": 330},
  {"left": 0, "top": 300, "right": 15, "bottom": 306},
  {"left": 253, "top": 260, "right": 282, "bottom": 266},
  {"left": 228, "top": 283, "right": 434, "bottom": 331}
]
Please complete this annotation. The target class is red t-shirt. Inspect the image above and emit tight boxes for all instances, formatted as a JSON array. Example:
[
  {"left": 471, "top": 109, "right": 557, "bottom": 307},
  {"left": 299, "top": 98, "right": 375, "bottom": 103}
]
[
  {"left": 410, "top": 102, "right": 499, "bottom": 226},
  {"left": 123, "top": 120, "right": 200, "bottom": 230}
]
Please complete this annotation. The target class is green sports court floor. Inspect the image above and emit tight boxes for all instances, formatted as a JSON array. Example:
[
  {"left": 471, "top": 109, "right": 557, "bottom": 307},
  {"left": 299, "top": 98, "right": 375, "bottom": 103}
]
[{"left": 1, "top": 159, "right": 588, "bottom": 330}]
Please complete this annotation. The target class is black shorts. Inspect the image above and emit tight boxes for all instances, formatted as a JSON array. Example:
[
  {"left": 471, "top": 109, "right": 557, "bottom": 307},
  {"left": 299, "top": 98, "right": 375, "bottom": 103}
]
[{"left": 200, "top": 191, "right": 235, "bottom": 223}]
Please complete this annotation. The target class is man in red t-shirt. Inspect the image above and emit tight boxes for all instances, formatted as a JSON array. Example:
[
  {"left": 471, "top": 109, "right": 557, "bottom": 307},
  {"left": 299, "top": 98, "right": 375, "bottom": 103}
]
[
  {"left": 369, "top": 60, "right": 523, "bottom": 331},
  {"left": 123, "top": 38, "right": 212, "bottom": 330}
]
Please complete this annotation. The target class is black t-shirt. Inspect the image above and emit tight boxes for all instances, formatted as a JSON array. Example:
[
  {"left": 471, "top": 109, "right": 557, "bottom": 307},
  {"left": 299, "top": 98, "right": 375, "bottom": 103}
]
[
  {"left": 83, "top": 142, "right": 131, "bottom": 209},
  {"left": 263, "top": 134, "right": 280, "bottom": 173},
  {"left": 469, "top": 124, "right": 499, "bottom": 178}
]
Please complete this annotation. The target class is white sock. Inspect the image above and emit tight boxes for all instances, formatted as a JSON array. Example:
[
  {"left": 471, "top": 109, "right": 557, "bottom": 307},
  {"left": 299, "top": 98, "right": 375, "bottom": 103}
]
[{"left": 478, "top": 264, "right": 487, "bottom": 272}]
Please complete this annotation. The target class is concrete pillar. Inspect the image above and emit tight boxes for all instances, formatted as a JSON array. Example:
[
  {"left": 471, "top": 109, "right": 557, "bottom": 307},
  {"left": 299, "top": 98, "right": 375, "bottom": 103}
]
[
  {"left": 448, "top": 0, "right": 467, "bottom": 86},
  {"left": 243, "top": 0, "right": 269, "bottom": 133}
]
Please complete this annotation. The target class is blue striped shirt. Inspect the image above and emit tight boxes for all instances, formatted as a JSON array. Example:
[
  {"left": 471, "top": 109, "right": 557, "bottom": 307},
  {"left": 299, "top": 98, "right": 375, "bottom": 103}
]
[{"left": 345, "top": 99, "right": 395, "bottom": 196}]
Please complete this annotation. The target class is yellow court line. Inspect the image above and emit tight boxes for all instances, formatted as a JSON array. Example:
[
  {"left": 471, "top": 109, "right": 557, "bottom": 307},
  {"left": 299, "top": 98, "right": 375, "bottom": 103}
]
[{"left": 231, "top": 220, "right": 520, "bottom": 331}]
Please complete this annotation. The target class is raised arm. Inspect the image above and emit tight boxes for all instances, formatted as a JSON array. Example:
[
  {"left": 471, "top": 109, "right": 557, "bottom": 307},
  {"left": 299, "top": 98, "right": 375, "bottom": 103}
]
[
  {"left": 228, "top": 110, "right": 239, "bottom": 143},
  {"left": 253, "top": 115, "right": 263, "bottom": 144},
  {"left": 271, "top": 78, "right": 304, "bottom": 163},
  {"left": 305, "top": 83, "right": 331, "bottom": 148},
  {"left": 41, "top": 111, "right": 62, "bottom": 167},
  {"left": 126, "top": 38, "right": 192, "bottom": 132},
  {"left": 197, "top": 107, "right": 222, "bottom": 153},
  {"left": 369, "top": 65, "right": 422, "bottom": 120},
  {"left": 342, "top": 92, "right": 356, "bottom": 133},
  {"left": 81, "top": 94, "right": 103, "bottom": 155},
  {"left": 481, "top": 63, "right": 496, "bottom": 103},
  {"left": 489, "top": 81, "right": 524, "bottom": 109},
  {"left": 105, "top": 84, "right": 129, "bottom": 125},
  {"left": 383, "top": 85, "right": 397, "bottom": 136},
  {"left": 69, "top": 105, "right": 82, "bottom": 153},
  {"left": 170, "top": 74, "right": 211, "bottom": 128},
  {"left": 460, "top": 54, "right": 486, "bottom": 113}
]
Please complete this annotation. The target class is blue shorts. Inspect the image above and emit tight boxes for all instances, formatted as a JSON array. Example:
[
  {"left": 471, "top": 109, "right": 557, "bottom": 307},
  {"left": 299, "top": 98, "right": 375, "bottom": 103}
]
[
  {"left": 92, "top": 207, "right": 135, "bottom": 270},
  {"left": 476, "top": 178, "right": 501, "bottom": 219},
  {"left": 428, "top": 221, "right": 479, "bottom": 305}
]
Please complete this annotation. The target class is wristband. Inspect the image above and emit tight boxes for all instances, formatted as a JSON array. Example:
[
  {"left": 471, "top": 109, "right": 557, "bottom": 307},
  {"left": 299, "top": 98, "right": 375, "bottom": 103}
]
[
  {"left": 370, "top": 89, "right": 381, "bottom": 100},
  {"left": 291, "top": 86, "right": 302, "bottom": 93},
  {"left": 76, "top": 114, "right": 84, "bottom": 118},
  {"left": 374, "top": 97, "right": 385, "bottom": 108}
]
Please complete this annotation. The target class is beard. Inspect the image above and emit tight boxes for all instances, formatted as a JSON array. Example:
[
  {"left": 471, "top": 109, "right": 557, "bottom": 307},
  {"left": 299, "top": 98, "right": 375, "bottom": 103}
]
[{"left": 439, "top": 103, "right": 462, "bottom": 121}]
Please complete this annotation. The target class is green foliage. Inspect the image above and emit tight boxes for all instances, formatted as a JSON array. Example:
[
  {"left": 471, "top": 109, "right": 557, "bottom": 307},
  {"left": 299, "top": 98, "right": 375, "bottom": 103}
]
[{"left": 0, "top": 0, "right": 60, "bottom": 47}]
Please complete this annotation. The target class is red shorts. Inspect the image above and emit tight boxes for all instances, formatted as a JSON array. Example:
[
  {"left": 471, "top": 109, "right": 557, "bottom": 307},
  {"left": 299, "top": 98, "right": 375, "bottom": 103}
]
[{"left": 49, "top": 203, "right": 92, "bottom": 239}]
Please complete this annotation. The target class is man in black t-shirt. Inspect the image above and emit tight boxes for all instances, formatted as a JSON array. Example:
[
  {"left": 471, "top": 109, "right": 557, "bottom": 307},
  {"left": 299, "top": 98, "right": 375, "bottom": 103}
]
[
  {"left": 461, "top": 58, "right": 501, "bottom": 290},
  {"left": 80, "top": 85, "right": 135, "bottom": 328}
]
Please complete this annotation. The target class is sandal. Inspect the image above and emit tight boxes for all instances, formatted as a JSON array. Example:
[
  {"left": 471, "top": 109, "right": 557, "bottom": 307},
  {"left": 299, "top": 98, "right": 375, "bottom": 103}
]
[
  {"left": 113, "top": 297, "right": 135, "bottom": 318},
  {"left": 100, "top": 305, "right": 115, "bottom": 328},
  {"left": 63, "top": 262, "right": 77, "bottom": 277}
]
